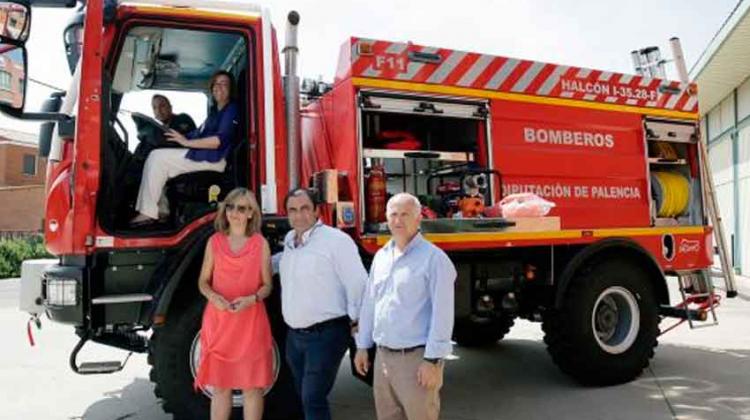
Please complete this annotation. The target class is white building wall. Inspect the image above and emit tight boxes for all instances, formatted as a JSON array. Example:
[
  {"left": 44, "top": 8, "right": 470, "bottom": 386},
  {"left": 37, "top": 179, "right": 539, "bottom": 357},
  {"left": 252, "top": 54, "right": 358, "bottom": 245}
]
[
  {"left": 705, "top": 85, "right": 749, "bottom": 273},
  {"left": 738, "top": 126, "right": 750, "bottom": 272},
  {"left": 737, "top": 76, "right": 750, "bottom": 120},
  {"left": 720, "top": 96, "right": 734, "bottom": 133},
  {"left": 708, "top": 134, "right": 736, "bottom": 263},
  {"left": 708, "top": 105, "right": 722, "bottom": 137}
]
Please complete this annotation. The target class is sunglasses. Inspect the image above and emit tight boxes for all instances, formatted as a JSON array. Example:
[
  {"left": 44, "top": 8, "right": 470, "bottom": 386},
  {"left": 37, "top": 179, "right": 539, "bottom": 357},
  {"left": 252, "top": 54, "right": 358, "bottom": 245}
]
[{"left": 226, "top": 203, "right": 251, "bottom": 214}]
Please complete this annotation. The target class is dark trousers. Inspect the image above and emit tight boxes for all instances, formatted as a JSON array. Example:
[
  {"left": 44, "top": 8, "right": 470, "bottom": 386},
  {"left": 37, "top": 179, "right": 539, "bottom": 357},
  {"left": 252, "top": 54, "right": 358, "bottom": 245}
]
[{"left": 286, "top": 318, "right": 350, "bottom": 420}]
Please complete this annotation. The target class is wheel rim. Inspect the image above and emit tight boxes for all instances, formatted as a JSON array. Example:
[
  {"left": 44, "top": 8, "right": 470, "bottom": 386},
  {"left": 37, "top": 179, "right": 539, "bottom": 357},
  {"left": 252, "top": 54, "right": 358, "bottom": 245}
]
[
  {"left": 591, "top": 286, "right": 640, "bottom": 355},
  {"left": 190, "top": 332, "right": 281, "bottom": 406}
]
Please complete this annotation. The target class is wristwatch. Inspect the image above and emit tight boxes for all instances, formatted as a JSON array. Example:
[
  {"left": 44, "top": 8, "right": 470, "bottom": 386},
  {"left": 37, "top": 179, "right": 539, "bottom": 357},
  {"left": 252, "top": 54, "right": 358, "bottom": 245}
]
[{"left": 423, "top": 357, "right": 441, "bottom": 365}]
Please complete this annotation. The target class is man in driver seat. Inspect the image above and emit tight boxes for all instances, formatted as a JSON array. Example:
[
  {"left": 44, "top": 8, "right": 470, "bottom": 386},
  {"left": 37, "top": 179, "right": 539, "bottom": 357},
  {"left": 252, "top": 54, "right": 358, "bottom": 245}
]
[{"left": 152, "top": 94, "right": 196, "bottom": 134}]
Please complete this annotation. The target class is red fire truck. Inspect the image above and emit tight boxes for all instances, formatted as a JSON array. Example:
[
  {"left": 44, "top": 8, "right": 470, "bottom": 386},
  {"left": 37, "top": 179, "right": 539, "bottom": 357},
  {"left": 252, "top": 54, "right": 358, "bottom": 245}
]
[{"left": 4, "top": 0, "right": 736, "bottom": 418}]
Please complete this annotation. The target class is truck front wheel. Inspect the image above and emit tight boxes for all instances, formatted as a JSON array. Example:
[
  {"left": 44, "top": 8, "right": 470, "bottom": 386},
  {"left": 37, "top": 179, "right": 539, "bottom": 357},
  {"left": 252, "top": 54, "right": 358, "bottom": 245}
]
[
  {"left": 149, "top": 298, "right": 301, "bottom": 419},
  {"left": 542, "top": 259, "right": 659, "bottom": 385}
]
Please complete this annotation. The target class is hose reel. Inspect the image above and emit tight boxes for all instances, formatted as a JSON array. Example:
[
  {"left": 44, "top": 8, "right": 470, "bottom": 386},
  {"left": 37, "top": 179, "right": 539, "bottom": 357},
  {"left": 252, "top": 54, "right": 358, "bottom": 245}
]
[{"left": 651, "top": 171, "right": 690, "bottom": 218}]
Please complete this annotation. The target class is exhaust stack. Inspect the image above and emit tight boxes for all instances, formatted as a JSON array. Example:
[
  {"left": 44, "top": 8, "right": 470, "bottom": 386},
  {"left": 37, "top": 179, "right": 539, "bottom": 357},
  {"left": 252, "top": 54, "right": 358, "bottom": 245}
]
[
  {"left": 669, "top": 37, "right": 690, "bottom": 83},
  {"left": 284, "top": 11, "right": 301, "bottom": 190}
]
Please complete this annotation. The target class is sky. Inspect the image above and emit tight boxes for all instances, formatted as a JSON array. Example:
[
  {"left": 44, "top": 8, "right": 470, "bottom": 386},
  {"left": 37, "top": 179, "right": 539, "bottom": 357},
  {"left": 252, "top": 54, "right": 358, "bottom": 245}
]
[{"left": 0, "top": 0, "right": 741, "bottom": 136}]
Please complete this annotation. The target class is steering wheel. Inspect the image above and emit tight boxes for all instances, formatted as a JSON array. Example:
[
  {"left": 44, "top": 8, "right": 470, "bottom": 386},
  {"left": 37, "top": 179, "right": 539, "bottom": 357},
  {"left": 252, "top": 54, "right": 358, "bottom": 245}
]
[{"left": 131, "top": 112, "right": 175, "bottom": 148}]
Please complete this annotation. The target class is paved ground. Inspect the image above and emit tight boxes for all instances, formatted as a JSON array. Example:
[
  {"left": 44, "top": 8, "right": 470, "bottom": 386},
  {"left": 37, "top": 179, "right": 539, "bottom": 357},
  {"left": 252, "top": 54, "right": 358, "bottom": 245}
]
[{"left": 1, "top": 277, "right": 749, "bottom": 420}]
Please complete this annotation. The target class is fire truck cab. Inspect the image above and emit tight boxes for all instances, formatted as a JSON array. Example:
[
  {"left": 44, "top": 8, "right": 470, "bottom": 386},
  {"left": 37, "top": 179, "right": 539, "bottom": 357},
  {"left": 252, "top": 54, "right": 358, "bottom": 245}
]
[{"left": 10, "top": 1, "right": 302, "bottom": 418}]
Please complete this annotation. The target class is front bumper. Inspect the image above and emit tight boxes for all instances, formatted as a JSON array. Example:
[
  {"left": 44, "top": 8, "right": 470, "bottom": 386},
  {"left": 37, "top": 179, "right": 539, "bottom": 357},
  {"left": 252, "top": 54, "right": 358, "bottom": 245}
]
[{"left": 20, "top": 260, "right": 86, "bottom": 326}]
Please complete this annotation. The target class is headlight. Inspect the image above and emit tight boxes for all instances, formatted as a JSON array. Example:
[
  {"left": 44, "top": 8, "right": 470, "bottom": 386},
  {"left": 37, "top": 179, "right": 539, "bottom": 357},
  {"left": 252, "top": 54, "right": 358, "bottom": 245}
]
[{"left": 45, "top": 277, "right": 78, "bottom": 307}]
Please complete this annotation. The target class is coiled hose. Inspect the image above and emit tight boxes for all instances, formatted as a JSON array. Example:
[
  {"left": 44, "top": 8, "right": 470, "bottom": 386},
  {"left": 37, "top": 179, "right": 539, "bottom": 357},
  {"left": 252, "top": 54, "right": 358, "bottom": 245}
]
[{"left": 651, "top": 171, "right": 690, "bottom": 218}]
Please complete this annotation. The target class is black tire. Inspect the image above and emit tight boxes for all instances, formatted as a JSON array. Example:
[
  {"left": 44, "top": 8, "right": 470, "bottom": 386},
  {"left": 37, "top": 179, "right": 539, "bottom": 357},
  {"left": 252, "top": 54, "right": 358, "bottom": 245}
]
[
  {"left": 149, "top": 299, "right": 208, "bottom": 419},
  {"left": 542, "top": 259, "right": 659, "bottom": 386},
  {"left": 453, "top": 315, "right": 515, "bottom": 347},
  {"left": 149, "top": 294, "right": 302, "bottom": 420}
]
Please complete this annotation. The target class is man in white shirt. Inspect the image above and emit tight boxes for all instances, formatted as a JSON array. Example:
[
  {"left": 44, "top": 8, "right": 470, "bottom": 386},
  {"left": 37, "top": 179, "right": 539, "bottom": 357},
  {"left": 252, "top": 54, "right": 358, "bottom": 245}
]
[
  {"left": 279, "top": 188, "right": 368, "bottom": 420},
  {"left": 355, "top": 192, "right": 456, "bottom": 420}
]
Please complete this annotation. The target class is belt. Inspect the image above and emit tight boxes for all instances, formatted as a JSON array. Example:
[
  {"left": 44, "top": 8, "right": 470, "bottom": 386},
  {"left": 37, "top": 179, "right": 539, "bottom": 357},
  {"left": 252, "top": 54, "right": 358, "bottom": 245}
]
[
  {"left": 377, "top": 345, "right": 425, "bottom": 354},
  {"left": 291, "top": 316, "right": 350, "bottom": 333}
]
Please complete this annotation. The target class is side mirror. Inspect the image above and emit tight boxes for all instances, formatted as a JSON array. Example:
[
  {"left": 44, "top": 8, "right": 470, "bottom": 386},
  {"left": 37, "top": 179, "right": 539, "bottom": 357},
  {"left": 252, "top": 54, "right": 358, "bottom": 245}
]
[
  {"left": 63, "top": 11, "right": 83, "bottom": 74},
  {"left": 0, "top": 43, "right": 26, "bottom": 114},
  {"left": 38, "top": 91, "right": 65, "bottom": 158},
  {"left": 0, "top": 1, "right": 30, "bottom": 44}
]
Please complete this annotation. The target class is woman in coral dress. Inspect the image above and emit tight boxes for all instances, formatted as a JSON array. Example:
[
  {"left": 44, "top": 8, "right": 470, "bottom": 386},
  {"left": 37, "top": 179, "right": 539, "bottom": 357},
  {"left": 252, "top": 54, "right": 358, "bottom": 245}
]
[{"left": 196, "top": 187, "right": 274, "bottom": 420}]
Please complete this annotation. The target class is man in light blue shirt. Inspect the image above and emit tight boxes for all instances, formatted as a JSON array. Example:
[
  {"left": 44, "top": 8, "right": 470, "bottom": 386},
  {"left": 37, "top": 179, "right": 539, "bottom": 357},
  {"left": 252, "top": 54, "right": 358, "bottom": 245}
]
[
  {"left": 355, "top": 192, "right": 456, "bottom": 420},
  {"left": 280, "top": 188, "right": 368, "bottom": 420}
]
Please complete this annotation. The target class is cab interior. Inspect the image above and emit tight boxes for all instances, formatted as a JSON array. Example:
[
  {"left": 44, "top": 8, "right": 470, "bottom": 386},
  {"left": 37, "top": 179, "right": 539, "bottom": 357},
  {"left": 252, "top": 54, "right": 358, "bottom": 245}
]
[{"left": 100, "top": 25, "right": 254, "bottom": 236}]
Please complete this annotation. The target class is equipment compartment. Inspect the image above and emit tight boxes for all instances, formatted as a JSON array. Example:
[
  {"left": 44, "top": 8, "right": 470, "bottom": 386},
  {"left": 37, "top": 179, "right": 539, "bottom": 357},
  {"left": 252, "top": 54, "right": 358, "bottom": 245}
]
[
  {"left": 358, "top": 93, "right": 501, "bottom": 233},
  {"left": 644, "top": 118, "right": 704, "bottom": 226}
]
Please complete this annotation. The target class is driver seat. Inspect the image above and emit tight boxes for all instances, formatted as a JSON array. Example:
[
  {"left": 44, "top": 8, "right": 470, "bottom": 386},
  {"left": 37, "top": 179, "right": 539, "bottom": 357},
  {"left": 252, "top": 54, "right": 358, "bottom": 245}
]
[{"left": 164, "top": 122, "right": 243, "bottom": 225}]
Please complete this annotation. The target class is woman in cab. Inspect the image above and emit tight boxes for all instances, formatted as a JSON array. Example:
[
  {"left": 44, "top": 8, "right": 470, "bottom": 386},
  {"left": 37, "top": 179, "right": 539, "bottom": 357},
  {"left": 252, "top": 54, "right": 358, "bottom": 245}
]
[{"left": 130, "top": 70, "right": 238, "bottom": 226}]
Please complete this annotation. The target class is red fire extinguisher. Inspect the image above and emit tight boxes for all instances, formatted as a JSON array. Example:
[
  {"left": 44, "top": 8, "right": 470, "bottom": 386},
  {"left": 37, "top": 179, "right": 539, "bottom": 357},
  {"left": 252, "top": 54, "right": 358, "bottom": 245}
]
[{"left": 366, "top": 164, "right": 387, "bottom": 223}]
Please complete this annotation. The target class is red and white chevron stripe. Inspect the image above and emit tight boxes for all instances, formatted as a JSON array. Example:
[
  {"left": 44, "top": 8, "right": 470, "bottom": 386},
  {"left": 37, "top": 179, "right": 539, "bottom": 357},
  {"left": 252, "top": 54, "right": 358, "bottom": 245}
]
[{"left": 347, "top": 38, "right": 698, "bottom": 114}]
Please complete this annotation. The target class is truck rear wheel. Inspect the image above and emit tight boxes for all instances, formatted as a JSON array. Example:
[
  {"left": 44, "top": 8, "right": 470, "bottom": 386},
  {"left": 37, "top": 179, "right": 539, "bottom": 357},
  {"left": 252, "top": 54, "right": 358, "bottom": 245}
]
[
  {"left": 149, "top": 298, "right": 301, "bottom": 419},
  {"left": 453, "top": 315, "right": 515, "bottom": 347},
  {"left": 542, "top": 259, "right": 659, "bottom": 385}
]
